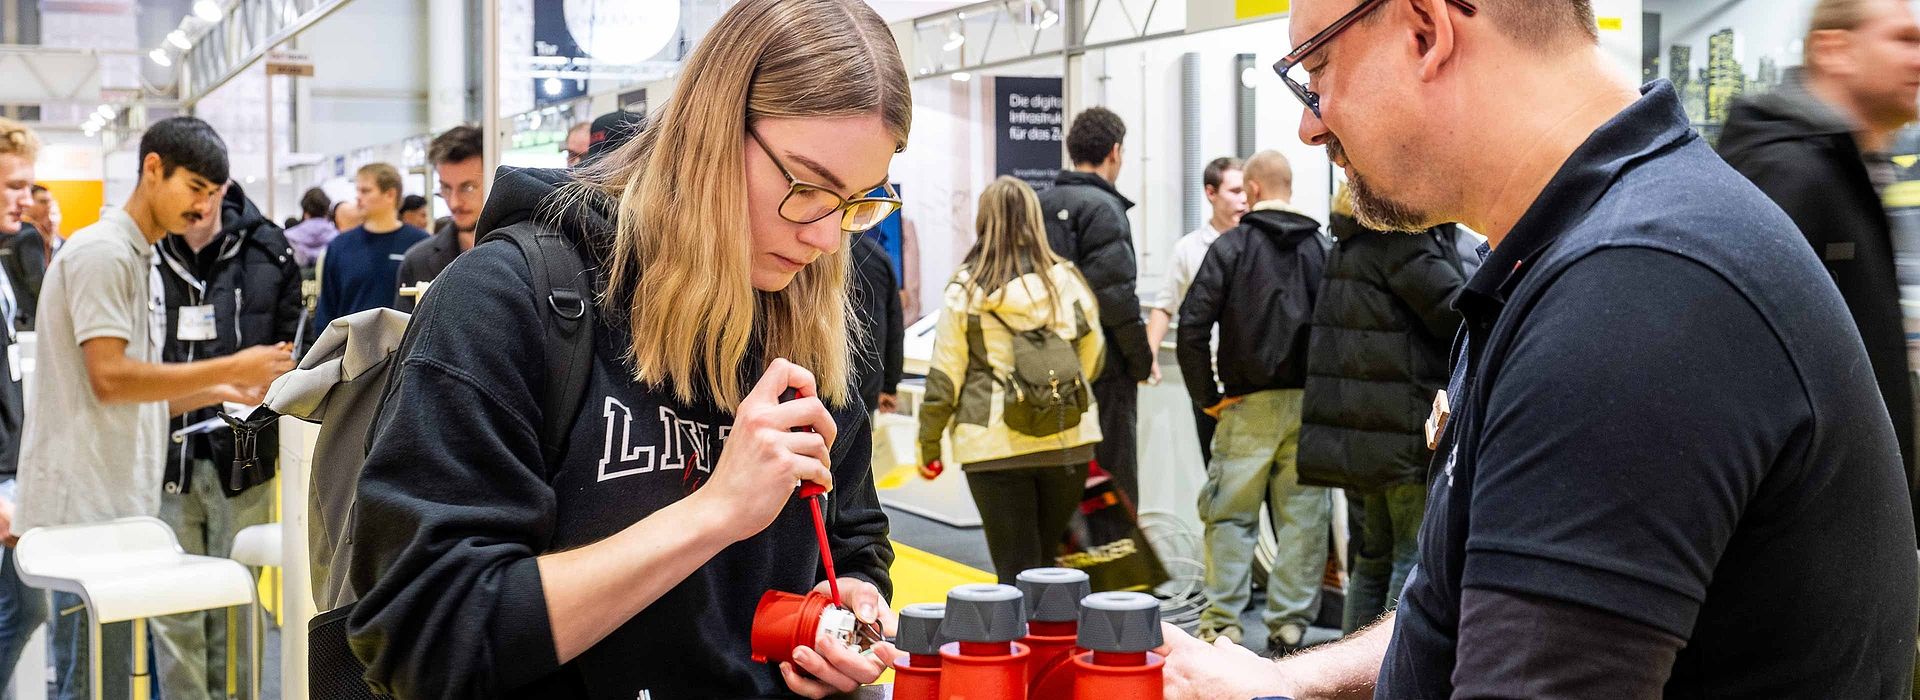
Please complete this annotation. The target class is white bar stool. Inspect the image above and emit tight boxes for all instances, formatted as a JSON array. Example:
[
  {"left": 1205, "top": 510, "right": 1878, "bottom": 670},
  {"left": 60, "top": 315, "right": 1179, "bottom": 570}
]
[
  {"left": 13, "top": 517, "right": 256, "bottom": 700},
  {"left": 228, "top": 523, "right": 280, "bottom": 700}
]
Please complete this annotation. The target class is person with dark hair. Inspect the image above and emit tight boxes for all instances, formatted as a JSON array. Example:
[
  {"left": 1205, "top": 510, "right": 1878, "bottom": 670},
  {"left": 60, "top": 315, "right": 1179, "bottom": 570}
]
[
  {"left": 149, "top": 179, "right": 302, "bottom": 700},
  {"left": 1038, "top": 105, "right": 1151, "bottom": 503},
  {"left": 311, "top": 163, "right": 428, "bottom": 337},
  {"left": 398, "top": 194, "right": 430, "bottom": 231},
  {"left": 1146, "top": 156, "right": 1245, "bottom": 464},
  {"left": 1719, "top": 0, "right": 1920, "bottom": 532},
  {"left": 396, "top": 124, "right": 487, "bottom": 311},
  {"left": 562, "top": 121, "right": 592, "bottom": 167},
  {"left": 582, "top": 110, "right": 647, "bottom": 167},
  {"left": 1159, "top": 0, "right": 1916, "bottom": 696},
  {"left": 23, "top": 184, "right": 55, "bottom": 242},
  {"left": 12, "top": 115, "right": 293, "bottom": 700}
]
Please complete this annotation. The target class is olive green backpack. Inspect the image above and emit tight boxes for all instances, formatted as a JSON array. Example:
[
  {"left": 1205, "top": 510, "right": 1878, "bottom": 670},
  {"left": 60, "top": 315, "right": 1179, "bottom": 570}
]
[{"left": 987, "top": 309, "right": 1091, "bottom": 437}]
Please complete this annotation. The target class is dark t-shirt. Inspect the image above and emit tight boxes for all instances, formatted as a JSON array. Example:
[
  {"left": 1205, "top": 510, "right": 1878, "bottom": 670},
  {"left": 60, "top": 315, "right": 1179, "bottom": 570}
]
[
  {"left": 310, "top": 223, "right": 428, "bottom": 336},
  {"left": 1379, "top": 81, "right": 1918, "bottom": 697}
]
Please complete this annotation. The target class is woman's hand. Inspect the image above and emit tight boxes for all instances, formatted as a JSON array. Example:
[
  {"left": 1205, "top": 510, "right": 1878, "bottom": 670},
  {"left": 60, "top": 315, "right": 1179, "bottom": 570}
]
[
  {"left": 779, "top": 578, "right": 899, "bottom": 698},
  {"left": 691, "top": 358, "right": 839, "bottom": 544}
]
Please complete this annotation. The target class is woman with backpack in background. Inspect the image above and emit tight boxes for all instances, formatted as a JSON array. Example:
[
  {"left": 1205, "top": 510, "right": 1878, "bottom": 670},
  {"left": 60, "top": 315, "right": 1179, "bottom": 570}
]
[
  {"left": 341, "top": 0, "right": 909, "bottom": 697},
  {"left": 917, "top": 175, "right": 1106, "bottom": 585}
]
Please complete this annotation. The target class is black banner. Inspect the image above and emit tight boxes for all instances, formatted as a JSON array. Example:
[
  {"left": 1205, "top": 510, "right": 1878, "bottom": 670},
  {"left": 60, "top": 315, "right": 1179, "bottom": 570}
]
[{"left": 995, "top": 76, "right": 1064, "bottom": 192}]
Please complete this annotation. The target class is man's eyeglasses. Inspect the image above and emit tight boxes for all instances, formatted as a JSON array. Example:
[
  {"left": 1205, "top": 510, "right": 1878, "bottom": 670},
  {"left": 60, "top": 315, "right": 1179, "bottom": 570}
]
[
  {"left": 749, "top": 130, "right": 902, "bottom": 237},
  {"left": 436, "top": 182, "right": 481, "bottom": 199},
  {"left": 1273, "top": 0, "right": 1478, "bottom": 118}
]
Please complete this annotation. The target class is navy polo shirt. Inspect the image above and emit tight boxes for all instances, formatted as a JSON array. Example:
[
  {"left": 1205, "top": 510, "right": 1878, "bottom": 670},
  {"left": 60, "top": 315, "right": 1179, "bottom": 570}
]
[{"left": 1377, "top": 81, "right": 1918, "bottom": 697}]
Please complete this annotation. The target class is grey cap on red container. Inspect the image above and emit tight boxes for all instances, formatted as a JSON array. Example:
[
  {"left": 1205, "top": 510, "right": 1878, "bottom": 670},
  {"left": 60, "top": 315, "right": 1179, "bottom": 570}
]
[
  {"left": 1077, "top": 592, "right": 1162, "bottom": 653},
  {"left": 943, "top": 584, "right": 1027, "bottom": 643},
  {"left": 895, "top": 603, "right": 948, "bottom": 656},
  {"left": 1016, "top": 568, "right": 1091, "bottom": 623}
]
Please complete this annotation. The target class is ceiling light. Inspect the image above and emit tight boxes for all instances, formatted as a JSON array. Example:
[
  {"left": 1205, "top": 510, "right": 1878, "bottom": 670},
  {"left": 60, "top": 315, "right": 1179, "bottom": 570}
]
[
  {"left": 542, "top": 77, "right": 564, "bottom": 96},
  {"left": 94, "top": 105, "right": 114, "bottom": 120},
  {"left": 193, "top": 0, "right": 222, "bottom": 22},
  {"left": 943, "top": 30, "right": 965, "bottom": 52},
  {"left": 952, "top": 72, "right": 972, "bottom": 82},
  {"left": 166, "top": 30, "right": 191, "bottom": 50},
  {"left": 1039, "top": 9, "right": 1060, "bottom": 29},
  {"left": 149, "top": 49, "right": 173, "bottom": 67}
]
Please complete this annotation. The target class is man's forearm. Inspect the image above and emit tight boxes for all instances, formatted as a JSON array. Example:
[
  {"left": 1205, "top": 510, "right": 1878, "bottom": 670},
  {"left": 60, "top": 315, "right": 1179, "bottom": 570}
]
[
  {"left": 1147, "top": 308, "right": 1173, "bottom": 352},
  {"left": 1277, "top": 611, "right": 1393, "bottom": 700},
  {"left": 94, "top": 353, "right": 236, "bottom": 404}
]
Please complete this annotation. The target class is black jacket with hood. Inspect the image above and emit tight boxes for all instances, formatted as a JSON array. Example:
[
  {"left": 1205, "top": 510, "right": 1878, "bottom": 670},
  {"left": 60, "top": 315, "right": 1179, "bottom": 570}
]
[
  {"left": 1297, "top": 217, "right": 1466, "bottom": 491},
  {"left": 1719, "top": 69, "right": 1916, "bottom": 513},
  {"left": 849, "top": 233, "right": 903, "bottom": 409},
  {"left": 1038, "top": 170, "right": 1153, "bottom": 383},
  {"left": 158, "top": 182, "right": 303, "bottom": 496},
  {"left": 1177, "top": 205, "right": 1328, "bottom": 408},
  {"left": 346, "top": 167, "right": 893, "bottom": 699}
]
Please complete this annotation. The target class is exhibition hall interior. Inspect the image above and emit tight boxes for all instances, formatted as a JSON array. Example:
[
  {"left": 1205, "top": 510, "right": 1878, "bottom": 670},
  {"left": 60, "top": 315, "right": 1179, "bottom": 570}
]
[{"left": 0, "top": 0, "right": 1918, "bottom": 697}]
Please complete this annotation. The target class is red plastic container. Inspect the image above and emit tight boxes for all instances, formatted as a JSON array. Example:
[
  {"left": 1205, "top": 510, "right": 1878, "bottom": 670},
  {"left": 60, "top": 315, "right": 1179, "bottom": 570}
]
[
  {"left": 750, "top": 590, "right": 832, "bottom": 664},
  {"left": 938, "top": 641, "right": 1031, "bottom": 700},
  {"left": 1023, "top": 620, "right": 1080, "bottom": 698},
  {"left": 892, "top": 653, "right": 943, "bottom": 700},
  {"left": 1071, "top": 650, "right": 1164, "bottom": 700}
]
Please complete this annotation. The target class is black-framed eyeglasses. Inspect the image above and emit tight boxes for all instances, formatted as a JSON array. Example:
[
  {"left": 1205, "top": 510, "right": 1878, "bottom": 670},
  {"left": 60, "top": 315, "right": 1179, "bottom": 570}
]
[
  {"left": 1273, "top": 0, "right": 1479, "bottom": 118},
  {"left": 749, "top": 130, "right": 902, "bottom": 236}
]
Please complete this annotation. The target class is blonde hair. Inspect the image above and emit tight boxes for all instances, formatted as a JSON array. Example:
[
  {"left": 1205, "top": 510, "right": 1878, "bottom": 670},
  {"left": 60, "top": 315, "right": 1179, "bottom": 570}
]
[
  {"left": 1811, "top": 0, "right": 1885, "bottom": 32},
  {"left": 959, "top": 177, "right": 1070, "bottom": 321},
  {"left": 572, "top": 0, "right": 911, "bottom": 408},
  {"left": 0, "top": 118, "right": 39, "bottom": 161},
  {"left": 356, "top": 163, "right": 403, "bottom": 196}
]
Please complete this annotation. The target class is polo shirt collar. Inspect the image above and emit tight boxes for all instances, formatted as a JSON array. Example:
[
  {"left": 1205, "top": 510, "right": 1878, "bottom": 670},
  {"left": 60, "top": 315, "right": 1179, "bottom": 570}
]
[
  {"left": 96, "top": 207, "right": 153, "bottom": 252},
  {"left": 1461, "top": 80, "right": 1695, "bottom": 311}
]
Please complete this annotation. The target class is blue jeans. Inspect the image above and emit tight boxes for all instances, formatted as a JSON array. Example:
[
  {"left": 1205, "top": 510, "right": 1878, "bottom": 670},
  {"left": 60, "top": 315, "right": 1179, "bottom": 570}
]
[
  {"left": 1198, "top": 389, "right": 1331, "bottom": 636},
  {"left": 1341, "top": 481, "right": 1427, "bottom": 634},
  {"left": 52, "top": 591, "right": 130, "bottom": 700},
  {"left": 0, "top": 545, "right": 47, "bottom": 697}
]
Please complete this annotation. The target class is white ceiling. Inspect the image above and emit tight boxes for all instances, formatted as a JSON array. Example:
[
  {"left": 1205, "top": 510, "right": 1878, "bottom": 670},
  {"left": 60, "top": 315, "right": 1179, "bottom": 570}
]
[{"left": 864, "top": 0, "right": 976, "bottom": 23}]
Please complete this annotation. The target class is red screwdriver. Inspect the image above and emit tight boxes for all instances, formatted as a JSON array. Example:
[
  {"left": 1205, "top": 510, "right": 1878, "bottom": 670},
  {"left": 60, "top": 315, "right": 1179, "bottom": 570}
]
[{"left": 783, "top": 388, "right": 842, "bottom": 609}]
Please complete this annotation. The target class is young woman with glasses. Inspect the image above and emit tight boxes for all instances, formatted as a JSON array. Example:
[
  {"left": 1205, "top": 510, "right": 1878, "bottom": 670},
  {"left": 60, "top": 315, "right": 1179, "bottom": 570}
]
[{"left": 342, "top": 0, "right": 909, "bottom": 697}]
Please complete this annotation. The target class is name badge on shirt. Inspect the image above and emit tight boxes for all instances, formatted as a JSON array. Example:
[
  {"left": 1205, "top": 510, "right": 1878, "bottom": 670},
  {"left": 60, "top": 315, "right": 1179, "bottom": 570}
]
[
  {"left": 1425, "top": 389, "right": 1451, "bottom": 451},
  {"left": 178, "top": 304, "right": 217, "bottom": 341},
  {"left": 6, "top": 342, "right": 18, "bottom": 384},
  {"left": 389, "top": 253, "right": 407, "bottom": 262}
]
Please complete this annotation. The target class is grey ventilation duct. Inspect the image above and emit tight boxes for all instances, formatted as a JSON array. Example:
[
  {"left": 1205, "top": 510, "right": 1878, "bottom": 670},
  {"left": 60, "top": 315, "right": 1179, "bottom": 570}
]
[{"left": 1234, "top": 53, "right": 1257, "bottom": 159}]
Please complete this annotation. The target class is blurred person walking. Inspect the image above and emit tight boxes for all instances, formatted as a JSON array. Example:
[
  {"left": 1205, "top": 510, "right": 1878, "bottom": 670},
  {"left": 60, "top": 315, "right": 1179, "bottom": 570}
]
[
  {"left": 284, "top": 187, "right": 336, "bottom": 272},
  {"left": 1719, "top": 0, "right": 1920, "bottom": 533},
  {"left": 0, "top": 117, "right": 44, "bottom": 697},
  {"left": 310, "top": 163, "right": 428, "bottom": 337},
  {"left": 919, "top": 176, "right": 1105, "bottom": 584}
]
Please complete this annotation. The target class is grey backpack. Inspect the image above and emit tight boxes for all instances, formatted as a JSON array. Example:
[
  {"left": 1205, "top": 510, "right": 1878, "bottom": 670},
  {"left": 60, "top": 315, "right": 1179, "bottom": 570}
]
[{"left": 988, "top": 309, "right": 1091, "bottom": 437}]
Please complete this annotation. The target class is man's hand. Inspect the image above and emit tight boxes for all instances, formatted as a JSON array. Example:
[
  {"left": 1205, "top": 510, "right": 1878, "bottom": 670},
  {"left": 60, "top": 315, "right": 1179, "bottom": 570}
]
[
  {"left": 0, "top": 495, "right": 17, "bottom": 547},
  {"left": 1203, "top": 395, "right": 1244, "bottom": 420},
  {"left": 229, "top": 343, "right": 295, "bottom": 389},
  {"left": 1158, "top": 623, "right": 1293, "bottom": 700},
  {"left": 876, "top": 393, "right": 899, "bottom": 415},
  {"left": 780, "top": 578, "right": 899, "bottom": 698},
  {"left": 210, "top": 384, "right": 265, "bottom": 406}
]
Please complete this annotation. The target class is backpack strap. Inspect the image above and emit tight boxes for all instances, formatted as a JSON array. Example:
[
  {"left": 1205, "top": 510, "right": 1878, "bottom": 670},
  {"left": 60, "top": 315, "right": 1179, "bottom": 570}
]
[{"left": 489, "top": 223, "right": 598, "bottom": 470}]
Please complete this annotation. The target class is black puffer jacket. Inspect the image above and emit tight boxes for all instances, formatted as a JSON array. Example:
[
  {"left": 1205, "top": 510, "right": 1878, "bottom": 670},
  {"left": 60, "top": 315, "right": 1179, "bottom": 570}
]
[
  {"left": 1039, "top": 171, "right": 1153, "bottom": 382},
  {"left": 1718, "top": 70, "right": 1915, "bottom": 513},
  {"left": 158, "top": 182, "right": 304, "bottom": 496},
  {"left": 1298, "top": 216, "right": 1466, "bottom": 491},
  {"left": 1177, "top": 206, "right": 1328, "bottom": 408}
]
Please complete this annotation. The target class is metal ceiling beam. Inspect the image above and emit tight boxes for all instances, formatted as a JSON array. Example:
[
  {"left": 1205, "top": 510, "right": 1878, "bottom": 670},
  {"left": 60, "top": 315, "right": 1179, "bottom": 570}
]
[{"left": 177, "top": 0, "right": 353, "bottom": 107}]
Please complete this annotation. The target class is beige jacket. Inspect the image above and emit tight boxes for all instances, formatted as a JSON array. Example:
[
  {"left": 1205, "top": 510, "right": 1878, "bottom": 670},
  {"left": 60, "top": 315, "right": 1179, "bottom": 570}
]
[{"left": 917, "top": 261, "right": 1105, "bottom": 468}]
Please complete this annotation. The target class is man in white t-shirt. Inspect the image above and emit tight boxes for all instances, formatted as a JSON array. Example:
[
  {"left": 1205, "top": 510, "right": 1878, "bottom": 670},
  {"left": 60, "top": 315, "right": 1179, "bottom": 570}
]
[
  {"left": 12, "top": 116, "right": 293, "bottom": 700},
  {"left": 1146, "top": 156, "right": 1247, "bottom": 462}
]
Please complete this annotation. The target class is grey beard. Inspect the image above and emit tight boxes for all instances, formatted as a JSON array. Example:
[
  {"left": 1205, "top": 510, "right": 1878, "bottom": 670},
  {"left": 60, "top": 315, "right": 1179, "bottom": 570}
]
[{"left": 1349, "top": 171, "right": 1436, "bottom": 234}]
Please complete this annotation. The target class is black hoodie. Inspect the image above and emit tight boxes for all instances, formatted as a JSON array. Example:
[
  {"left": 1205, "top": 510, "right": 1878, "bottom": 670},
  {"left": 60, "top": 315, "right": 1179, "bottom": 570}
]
[
  {"left": 345, "top": 168, "right": 894, "bottom": 699},
  {"left": 1176, "top": 205, "right": 1328, "bottom": 408},
  {"left": 157, "top": 182, "right": 304, "bottom": 495},
  {"left": 1719, "top": 70, "right": 1916, "bottom": 513}
]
